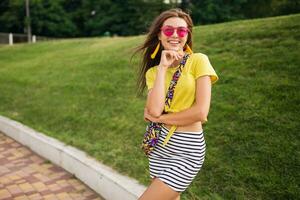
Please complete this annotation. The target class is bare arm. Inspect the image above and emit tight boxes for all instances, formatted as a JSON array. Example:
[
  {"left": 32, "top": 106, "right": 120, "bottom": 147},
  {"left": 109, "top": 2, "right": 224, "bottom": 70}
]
[
  {"left": 146, "top": 50, "right": 184, "bottom": 117},
  {"left": 145, "top": 75, "right": 212, "bottom": 125},
  {"left": 145, "top": 66, "right": 167, "bottom": 117}
]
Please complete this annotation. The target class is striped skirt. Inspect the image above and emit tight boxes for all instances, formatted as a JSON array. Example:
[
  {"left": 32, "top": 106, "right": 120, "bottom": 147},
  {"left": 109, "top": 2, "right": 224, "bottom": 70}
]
[{"left": 148, "top": 125, "right": 206, "bottom": 192}]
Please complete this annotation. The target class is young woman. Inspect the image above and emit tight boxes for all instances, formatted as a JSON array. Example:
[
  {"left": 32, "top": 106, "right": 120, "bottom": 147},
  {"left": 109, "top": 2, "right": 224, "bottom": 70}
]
[{"left": 136, "top": 8, "right": 219, "bottom": 200}]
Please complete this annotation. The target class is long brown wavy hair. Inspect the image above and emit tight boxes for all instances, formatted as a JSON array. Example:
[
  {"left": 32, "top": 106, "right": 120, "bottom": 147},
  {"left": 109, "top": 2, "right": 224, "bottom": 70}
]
[{"left": 134, "top": 8, "right": 194, "bottom": 96}]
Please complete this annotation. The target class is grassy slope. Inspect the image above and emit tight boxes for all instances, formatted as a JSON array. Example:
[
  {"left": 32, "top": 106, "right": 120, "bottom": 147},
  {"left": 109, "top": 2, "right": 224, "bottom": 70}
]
[{"left": 0, "top": 14, "right": 299, "bottom": 199}]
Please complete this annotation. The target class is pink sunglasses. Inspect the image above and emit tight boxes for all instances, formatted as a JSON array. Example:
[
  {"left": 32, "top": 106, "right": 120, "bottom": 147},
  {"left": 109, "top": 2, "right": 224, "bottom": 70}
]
[{"left": 161, "top": 26, "right": 189, "bottom": 38}]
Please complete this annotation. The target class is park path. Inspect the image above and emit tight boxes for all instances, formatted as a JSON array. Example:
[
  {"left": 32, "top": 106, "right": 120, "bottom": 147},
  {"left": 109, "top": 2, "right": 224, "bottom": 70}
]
[{"left": 0, "top": 132, "right": 104, "bottom": 200}]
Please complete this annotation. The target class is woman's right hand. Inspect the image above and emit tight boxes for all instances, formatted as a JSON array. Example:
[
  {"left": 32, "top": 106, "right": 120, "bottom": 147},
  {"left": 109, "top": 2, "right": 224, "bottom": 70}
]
[{"left": 159, "top": 50, "right": 184, "bottom": 69}]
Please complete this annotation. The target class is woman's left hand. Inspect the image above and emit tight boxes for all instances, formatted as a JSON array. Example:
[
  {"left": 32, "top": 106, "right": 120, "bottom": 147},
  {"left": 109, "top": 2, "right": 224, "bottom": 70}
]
[{"left": 144, "top": 108, "right": 161, "bottom": 123}]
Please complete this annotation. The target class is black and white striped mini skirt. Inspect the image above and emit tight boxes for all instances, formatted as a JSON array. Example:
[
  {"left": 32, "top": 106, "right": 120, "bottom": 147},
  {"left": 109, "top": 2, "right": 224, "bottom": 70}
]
[{"left": 148, "top": 125, "right": 206, "bottom": 192}]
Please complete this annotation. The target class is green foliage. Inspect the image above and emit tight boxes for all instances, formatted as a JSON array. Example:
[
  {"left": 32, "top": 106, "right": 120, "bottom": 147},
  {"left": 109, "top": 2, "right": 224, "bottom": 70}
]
[
  {"left": 0, "top": 14, "right": 299, "bottom": 199},
  {"left": 190, "top": 0, "right": 247, "bottom": 24},
  {"left": 0, "top": 0, "right": 25, "bottom": 33},
  {"left": 230, "top": 0, "right": 300, "bottom": 19},
  {"left": 0, "top": 0, "right": 78, "bottom": 37},
  {"left": 78, "top": 0, "right": 169, "bottom": 36},
  {"left": 270, "top": 0, "right": 300, "bottom": 15},
  {"left": 30, "top": 0, "right": 77, "bottom": 37},
  {"left": 0, "top": 0, "right": 299, "bottom": 37}
]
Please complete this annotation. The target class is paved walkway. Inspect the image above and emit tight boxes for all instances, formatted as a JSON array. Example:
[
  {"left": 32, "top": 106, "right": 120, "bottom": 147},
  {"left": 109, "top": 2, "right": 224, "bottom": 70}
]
[{"left": 0, "top": 132, "right": 104, "bottom": 200}]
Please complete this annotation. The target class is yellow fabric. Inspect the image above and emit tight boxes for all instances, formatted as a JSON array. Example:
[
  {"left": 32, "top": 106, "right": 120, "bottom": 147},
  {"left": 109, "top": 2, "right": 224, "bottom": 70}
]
[
  {"left": 145, "top": 53, "right": 219, "bottom": 145},
  {"left": 146, "top": 53, "right": 219, "bottom": 112}
]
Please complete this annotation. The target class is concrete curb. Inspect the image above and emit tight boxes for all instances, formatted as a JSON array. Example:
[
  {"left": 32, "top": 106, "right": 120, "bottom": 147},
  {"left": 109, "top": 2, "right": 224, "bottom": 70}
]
[{"left": 0, "top": 115, "right": 146, "bottom": 200}]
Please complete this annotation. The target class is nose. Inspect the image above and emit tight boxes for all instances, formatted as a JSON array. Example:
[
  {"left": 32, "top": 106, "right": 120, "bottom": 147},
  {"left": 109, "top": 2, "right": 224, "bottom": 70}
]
[{"left": 171, "top": 30, "right": 178, "bottom": 37}]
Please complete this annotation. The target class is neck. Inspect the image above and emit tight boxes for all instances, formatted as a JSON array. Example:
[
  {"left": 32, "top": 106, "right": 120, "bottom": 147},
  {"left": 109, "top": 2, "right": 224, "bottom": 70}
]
[{"left": 170, "top": 60, "right": 181, "bottom": 68}]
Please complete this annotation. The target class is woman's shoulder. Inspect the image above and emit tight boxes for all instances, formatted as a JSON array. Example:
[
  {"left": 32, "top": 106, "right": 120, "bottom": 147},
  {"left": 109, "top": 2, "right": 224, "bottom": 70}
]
[
  {"left": 189, "top": 52, "right": 209, "bottom": 60},
  {"left": 146, "top": 65, "right": 158, "bottom": 73},
  {"left": 145, "top": 66, "right": 158, "bottom": 78}
]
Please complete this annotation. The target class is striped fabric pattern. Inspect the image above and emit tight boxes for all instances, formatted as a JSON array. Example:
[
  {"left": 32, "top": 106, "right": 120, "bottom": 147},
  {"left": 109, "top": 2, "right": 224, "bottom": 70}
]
[{"left": 148, "top": 125, "right": 206, "bottom": 192}]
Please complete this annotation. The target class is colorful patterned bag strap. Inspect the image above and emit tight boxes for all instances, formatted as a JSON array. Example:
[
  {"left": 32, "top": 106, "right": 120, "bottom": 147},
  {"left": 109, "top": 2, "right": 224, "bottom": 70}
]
[
  {"left": 160, "top": 53, "right": 190, "bottom": 146},
  {"left": 165, "top": 53, "right": 190, "bottom": 108}
]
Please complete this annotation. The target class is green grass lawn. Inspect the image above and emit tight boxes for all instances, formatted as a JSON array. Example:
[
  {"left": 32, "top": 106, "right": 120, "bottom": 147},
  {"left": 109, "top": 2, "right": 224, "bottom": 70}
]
[{"left": 0, "top": 13, "right": 299, "bottom": 199}]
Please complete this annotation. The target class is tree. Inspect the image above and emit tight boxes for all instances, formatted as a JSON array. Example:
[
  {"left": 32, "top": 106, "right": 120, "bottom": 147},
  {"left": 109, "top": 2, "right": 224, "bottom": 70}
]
[
  {"left": 0, "top": 0, "right": 298, "bottom": 37},
  {"left": 30, "top": 0, "right": 77, "bottom": 37},
  {"left": 189, "top": 0, "right": 247, "bottom": 25},
  {"left": 0, "top": 0, "right": 25, "bottom": 34},
  {"left": 0, "top": 0, "right": 77, "bottom": 37},
  {"left": 270, "top": 0, "right": 300, "bottom": 16},
  {"left": 82, "top": 0, "right": 169, "bottom": 36}
]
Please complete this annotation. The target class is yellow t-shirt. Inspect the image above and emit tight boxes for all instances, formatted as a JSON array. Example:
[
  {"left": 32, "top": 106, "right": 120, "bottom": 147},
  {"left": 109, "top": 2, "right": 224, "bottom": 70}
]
[{"left": 145, "top": 53, "right": 219, "bottom": 113}]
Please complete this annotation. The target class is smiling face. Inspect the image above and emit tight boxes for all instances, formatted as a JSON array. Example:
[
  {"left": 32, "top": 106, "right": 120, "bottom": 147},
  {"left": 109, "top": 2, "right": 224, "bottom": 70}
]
[{"left": 158, "top": 17, "right": 189, "bottom": 52}]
